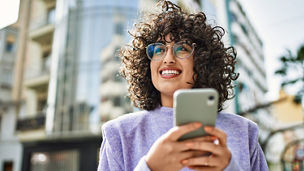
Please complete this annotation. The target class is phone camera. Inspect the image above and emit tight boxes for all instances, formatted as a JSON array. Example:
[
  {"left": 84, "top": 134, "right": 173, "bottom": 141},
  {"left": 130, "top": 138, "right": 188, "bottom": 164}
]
[{"left": 208, "top": 96, "right": 214, "bottom": 101}]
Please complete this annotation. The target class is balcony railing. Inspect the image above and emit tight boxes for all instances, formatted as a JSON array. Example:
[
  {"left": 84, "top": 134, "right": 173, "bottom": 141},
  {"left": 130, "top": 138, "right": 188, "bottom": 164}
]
[{"left": 16, "top": 112, "right": 46, "bottom": 131}]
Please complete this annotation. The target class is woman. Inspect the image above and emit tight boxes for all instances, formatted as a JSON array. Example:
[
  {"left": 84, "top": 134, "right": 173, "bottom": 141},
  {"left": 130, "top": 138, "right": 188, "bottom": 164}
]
[{"left": 98, "top": 1, "right": 268, "bottom": 171}]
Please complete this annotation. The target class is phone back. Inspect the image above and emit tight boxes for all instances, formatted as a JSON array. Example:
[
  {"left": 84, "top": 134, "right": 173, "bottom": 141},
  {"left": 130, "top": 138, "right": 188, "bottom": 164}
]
[{"left": 173, "top": 88, "right": 219, "bottom": 141}]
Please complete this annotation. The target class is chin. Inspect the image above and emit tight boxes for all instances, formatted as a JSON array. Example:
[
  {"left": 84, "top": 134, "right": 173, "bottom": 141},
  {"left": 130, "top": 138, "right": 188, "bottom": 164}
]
[{"left": 158, "top": 87, "right": 185, "bottom": 96}]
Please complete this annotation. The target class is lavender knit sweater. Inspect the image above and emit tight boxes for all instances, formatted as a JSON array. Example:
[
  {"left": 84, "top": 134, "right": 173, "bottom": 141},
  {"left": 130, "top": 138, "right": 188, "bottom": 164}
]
[{"left": 98, "top": 106, "right": 268, "bottom": 171}]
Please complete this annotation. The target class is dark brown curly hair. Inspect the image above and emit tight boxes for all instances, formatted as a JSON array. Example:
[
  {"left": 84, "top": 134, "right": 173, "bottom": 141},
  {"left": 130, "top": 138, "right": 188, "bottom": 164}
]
[{"left": 120, "top": 0, "right": 239, "bottom": 111}]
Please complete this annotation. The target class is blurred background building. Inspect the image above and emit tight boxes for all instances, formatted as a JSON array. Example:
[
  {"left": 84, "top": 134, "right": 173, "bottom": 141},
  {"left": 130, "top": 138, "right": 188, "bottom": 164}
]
[
  {"left": 0, "top": 23, "right": 23, "bottom": 171},
  {"left": 0, "top": 0, "right": 303, "bottom": 171}
]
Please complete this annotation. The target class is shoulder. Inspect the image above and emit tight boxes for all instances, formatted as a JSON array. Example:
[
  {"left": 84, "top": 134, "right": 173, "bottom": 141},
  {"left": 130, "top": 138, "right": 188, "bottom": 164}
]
[
  {"left": 101, "top": 110, "right": 150, "bottom": 138},
  {"left": 217, "top": 112, "right": 259, "bottom": 133},
  {"left": 217, "top": 113, "right": 260, "bottom": 152}
]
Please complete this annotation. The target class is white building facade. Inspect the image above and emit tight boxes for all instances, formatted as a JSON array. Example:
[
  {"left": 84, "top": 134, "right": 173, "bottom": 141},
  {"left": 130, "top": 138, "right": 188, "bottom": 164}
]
[{"left": 0, "top": 27, "right": 23, "bottom": 171}]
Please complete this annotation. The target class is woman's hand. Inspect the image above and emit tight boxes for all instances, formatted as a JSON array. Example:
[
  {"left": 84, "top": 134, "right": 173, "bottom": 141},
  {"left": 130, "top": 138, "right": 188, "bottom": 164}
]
[
  {"left": 181, "top": 126, "right": 231, "bottom": 171},
  {"left": 145, "top": 122, "right": 214, "bottom": 171}
]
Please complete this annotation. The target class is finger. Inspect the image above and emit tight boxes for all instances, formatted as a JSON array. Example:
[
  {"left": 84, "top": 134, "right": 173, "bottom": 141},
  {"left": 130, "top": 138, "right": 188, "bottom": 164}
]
[
  {"left": 174, "top": 136, "right": 214, "bottom": 152},
  {"left": 168, "top": 122, "right": 202, "bottom": 141},
  {"left": 179, "top": 150, "right": 208, "bottom": 161},
  {"left": 181, "top": 155, "right": 220, "bottom": 167},
  {"left": 185, "top": 141, "right": 223, "bottom": 155},
  {"left": 187, "top": 165, "right": 216, "bottom": 171},
  {"left": 204, "top": 126, "right": 227, "bottom": 146},
  {"left": 183, "top": 136, "right": 217, "bottom": 143}
]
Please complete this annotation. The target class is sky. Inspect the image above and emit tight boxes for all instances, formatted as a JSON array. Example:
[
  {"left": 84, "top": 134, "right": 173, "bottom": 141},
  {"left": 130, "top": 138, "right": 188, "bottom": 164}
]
[
  {"left": 238, "top": 0, "right": 304, "bottom": 100},
  {"left": 0, "top": 0, "right": 19, "bottom": 29}
]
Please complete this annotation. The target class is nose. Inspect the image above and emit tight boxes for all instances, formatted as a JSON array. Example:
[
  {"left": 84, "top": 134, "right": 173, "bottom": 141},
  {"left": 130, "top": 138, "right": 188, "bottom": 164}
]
[{"left": 163, "top": 47, "right": 176, "bottom": 64}]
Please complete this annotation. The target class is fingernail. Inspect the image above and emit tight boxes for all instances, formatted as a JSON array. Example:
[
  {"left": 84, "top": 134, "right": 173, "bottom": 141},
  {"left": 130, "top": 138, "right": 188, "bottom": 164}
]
[
  {"left": 204, "top": 126, "right": 212, "bottom": 131},
  {"left": 182, "top": 160, "right": 188, "bottom": 164},
  {"left": 211, "top": 136, "right": 217, "bottom": 141}
]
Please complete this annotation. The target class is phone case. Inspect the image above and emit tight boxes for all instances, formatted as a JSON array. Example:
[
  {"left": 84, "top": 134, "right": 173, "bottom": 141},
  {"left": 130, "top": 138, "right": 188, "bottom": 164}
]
[{"left": 173, "top": 88, "right": 219, "bottom": 141}]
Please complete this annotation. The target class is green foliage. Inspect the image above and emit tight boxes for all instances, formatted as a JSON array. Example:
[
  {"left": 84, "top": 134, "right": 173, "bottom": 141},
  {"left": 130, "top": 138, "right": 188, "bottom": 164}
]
[{"left": 275, "top": 44, "right": 304, "bottom": 104}]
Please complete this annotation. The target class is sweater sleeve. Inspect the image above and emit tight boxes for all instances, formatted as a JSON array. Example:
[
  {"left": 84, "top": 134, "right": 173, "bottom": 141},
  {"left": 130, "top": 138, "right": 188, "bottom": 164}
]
[
  {"left": 98, "top": 121, "right": 152, "bottom": 171},
  {"left": 98, "top": 123, "right": 124, "bottom": 171},
  {"left": 223, "top": 115, "right": 268, "bottom": 171},
  {"left": 223, "top": 154, "right": 242, "bottom": 171},
  {"left": 134, "top": 156, "right": 152, "bottom": 171},
  {"left": 249, "top": 122, "right": 269, "bottom": 171},
  {"left": 250, "top": 142, "right": 268, "bottom": 171}
]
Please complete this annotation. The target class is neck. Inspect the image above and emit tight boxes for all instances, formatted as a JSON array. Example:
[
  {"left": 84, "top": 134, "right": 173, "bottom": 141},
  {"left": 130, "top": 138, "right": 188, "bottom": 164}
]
[{"left": 161, "top": 94, "right": 173, "bottom": 108}]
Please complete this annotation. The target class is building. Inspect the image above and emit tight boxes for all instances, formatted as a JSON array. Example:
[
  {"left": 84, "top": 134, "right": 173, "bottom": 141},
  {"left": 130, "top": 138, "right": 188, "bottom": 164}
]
[
  {"left": 0, "top": 26, "right": 23, "bottom": 171},
  {"left": 99, "top": 14, "right": 133, "bottom": 122},
  {"left": 11, "top": 0, "right": 139, "bottom": 170},
  {"left": 0, "top": 14, "right": 23, "bottom": 171},
  {"left": 201, "top": 1, "right": 304, "bottom": 170},
  {"left": 265, "top": 90, "right": 304, "bottom": 171},
  {"left": 200, "top": 0, "right": 274, "bottom": 138},
  {"left": 203, "top": 0, "right": 269, "bottom": 115}
]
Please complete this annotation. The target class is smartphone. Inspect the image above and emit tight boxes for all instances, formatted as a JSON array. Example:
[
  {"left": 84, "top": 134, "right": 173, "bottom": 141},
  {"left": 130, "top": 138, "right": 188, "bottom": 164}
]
[{"left": 173, "top": 88, "right": 219, "bottom": 141}]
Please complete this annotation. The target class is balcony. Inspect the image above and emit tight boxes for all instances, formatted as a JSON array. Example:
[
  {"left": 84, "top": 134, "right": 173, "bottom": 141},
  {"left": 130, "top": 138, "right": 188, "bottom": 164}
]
[
  {"left": 42, "top": 0, "right": 56, "bottom": 7},
  {"left": 25, "top": 55, "right": 50, "bottom": 88},
  {"left": 16, "top": 112, "right": 47, "bottom": 141},
  {"left": 29, "top": 9, "right": 55, "bottom": 46},
  {"left": 16, "top": 112, "right": 46, "bottom": 131},
  {"left": 29, "top": 22, "right": 54, "bottom": 45}
]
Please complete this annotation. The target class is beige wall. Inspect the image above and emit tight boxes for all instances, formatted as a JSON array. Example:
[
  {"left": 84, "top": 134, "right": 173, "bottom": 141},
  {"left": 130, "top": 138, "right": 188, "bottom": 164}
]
[{"left": 272, "top": 90, "right": 303, "bottom": 123}]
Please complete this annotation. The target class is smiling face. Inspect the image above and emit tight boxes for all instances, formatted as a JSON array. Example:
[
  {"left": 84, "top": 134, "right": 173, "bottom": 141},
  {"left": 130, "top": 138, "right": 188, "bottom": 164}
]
[{"left": 150, "top": 34, "right": 194, "bottom": 107}]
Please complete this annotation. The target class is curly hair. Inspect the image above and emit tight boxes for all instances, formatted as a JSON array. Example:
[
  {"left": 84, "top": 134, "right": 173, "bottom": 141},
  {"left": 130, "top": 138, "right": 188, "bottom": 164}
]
[{"left": 120, "top": 0, "right": 239, "bottom": 111}]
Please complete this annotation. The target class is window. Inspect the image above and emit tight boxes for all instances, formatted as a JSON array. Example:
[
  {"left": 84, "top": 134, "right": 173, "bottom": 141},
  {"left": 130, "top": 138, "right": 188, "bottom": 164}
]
[
  {"left": 232, "top": 33, "right": 239, "bottom": 44},
  {"left": 37, "top": 98, "right": 47, "bottom": 113},
  {"left": 113, "top": 96, "right": 121, "bottom": 106},
  {"left": 30, "top": 150, "right": 79, "bottom": 171},
  {"left": 5, "top": 41, "right": 14, "bottom": 52},
  {"left": 47, "top": 7, "right": 56, "bottom": 24},
  {"left": 230, "top": 12, "right": 237, "bottom": 22},
  {"left": 115, "top": 23, "right": 124, "bottom": 35},
  {"left": 42, "top": 51, "right": 51, "bottom": 73},
  {"left": 113, "top": 72, "right": 122, "bottom": 82},
  {"left": 5, "top": 35, "right": 16, "bottom": 53},
  {"left": 240, "top": 24, "right": 248, "bottom": 36},
  {"left": 113, "top": 46, "right": 121, "bottom": 62},
  {"left": 3, "top": 161, "right": 13, "bottom": 171}
]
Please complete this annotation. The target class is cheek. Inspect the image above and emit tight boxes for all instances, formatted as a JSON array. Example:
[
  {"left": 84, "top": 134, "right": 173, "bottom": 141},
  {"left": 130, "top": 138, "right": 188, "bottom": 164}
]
[
  {"left": 150, "top": 62, "right": 158, "bottom": 82},
  {"left": 184, "top": 60, "right": 194, "bottom": 80}
]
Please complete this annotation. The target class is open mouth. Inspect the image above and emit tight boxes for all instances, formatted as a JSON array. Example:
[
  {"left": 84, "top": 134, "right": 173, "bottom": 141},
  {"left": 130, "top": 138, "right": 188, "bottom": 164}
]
[{"left": 159, "top": 69, "right": 182, "bottom": 77}]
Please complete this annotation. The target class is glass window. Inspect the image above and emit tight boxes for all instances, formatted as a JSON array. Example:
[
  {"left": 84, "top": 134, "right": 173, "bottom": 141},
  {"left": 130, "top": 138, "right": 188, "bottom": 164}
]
[
  {"left": 37, "top": 98, "right": 47, "bottom": 113},
  {"left": 5, "top": 41, "right": 14, "bottom": 52},
  {"left": 115, "top": 23, "right": 124, "bottom": 35},
  {"left": 3, "top": 161, "right": 13, "bottom": 171},
  {"left": 47, "top": 8, "right": 56, "bottom": 24},
  {"left": 230, "top": 12, "right": 237, "bottom": 22},
  {"left": 113, "top": 96, "right": 121, "bottom": 106},
  {"left": 114, "top": 46, "right": 121, "bottom": 62},
  {"left": 113, "top": 72, "right": 122, "bottom": 82},
  {"left": 240, "top": 24, "right": 248, "bottom": 36},
  {"left": 30, "top": 150, "right": 79, "bottom": 171}
]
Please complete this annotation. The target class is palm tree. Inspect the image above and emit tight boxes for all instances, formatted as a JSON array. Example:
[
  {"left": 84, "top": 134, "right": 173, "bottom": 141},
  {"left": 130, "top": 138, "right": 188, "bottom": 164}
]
[{"left": 275, "top": 44, "right": 304, "bottom": 104}]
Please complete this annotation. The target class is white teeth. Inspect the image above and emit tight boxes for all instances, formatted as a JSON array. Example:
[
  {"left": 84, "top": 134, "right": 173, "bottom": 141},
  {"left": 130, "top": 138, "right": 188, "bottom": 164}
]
[{"left": 161, "top": 70, "right": 180, "bottom": 75}]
